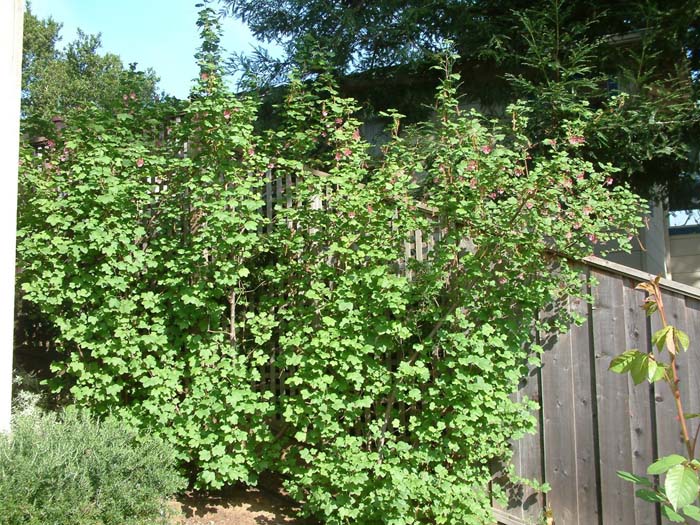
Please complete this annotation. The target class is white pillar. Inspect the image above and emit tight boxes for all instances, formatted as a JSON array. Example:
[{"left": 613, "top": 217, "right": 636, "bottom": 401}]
[{"left": 0, "top": 0, "right": 24, "bottom": 433}]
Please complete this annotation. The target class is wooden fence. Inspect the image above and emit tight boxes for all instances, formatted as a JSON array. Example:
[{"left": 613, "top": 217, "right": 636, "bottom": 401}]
[{"left": 495, "top": 256, "right": 700, "bottom": 525}]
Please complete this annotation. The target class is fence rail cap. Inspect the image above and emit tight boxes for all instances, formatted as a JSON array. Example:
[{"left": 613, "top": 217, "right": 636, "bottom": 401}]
[
  {"left": 491, "top": 507, "right": 530, "bottom": 525},
  {"left": 583, "top": 255, "right": 700, "bottom": 300}
]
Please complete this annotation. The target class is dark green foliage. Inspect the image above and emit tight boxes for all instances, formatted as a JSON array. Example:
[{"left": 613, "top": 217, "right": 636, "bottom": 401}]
[
  {"left": 503, "top": 1, "right": 700, "bottom": 205},
  {"left": 221, "top": 0, "right": 700, "bottom": 202},
  {"left": 17, "top": 6, "right": 644, "bottom": 524},
  {"left": 219, "top": 0, "right": 699, "bottom": 83},
  {"left": 0, "top": 408, "right": 185, "bottom": 525},
  {"left": 221, "top": 0, "right": 529, "bottom": 75}
]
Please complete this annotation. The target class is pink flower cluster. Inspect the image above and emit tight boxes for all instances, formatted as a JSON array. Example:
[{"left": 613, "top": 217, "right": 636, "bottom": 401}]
[{"left": 335, "top": 148, "right": 352, "bottom": 161}]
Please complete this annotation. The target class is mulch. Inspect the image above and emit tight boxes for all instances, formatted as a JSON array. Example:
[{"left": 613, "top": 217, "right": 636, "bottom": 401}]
[{"left": 171, "top": 477, "right": 319, "bottom": 525}]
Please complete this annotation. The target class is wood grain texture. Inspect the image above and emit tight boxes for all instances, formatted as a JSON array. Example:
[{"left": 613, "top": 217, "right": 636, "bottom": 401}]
[
  {"left": 591, "top": 270, "right": 635, "bottom": 525},
  {"left": 622, "top": 280, "right": 658, "bottom": 525}
]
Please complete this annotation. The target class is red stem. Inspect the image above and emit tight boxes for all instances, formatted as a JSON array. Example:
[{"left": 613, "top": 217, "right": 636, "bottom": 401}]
[{"left": 654, "top": 281, "right": 694, "bottom": 459}]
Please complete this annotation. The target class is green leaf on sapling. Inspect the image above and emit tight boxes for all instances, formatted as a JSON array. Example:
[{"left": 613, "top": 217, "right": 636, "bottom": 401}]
[
  {"left": 635, "top": 489, "right": 667, "bottom": 503},
  {"left": 617, "top": 470, "right": 653, "bottom": 487},
  {"left": 662, "top": 505, "right": 686, "bottom": 523},
  {"left": 647, "top": 455, "right": 686, "bottom": 475},
  {"left": 675, "top": 329, "right": 690, "bottom": 352},
  {"left": 683, "top": 505, "right": 700, "bottom": 521},
  {"left": 609, "top": 350, "right": 642, "bottom": 374},
  {"left": 652, "top": 326, "right": 673, "bottom": 353},
  {"left": 665, "top": 464, "right": 699, "bottom": 511},
  {"left": 629, "top": 353, "right": 649, "bottom": 385}
]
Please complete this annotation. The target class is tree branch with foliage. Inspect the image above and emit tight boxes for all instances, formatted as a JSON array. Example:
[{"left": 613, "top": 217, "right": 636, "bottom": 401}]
[
  {"left": 21, "top": 3, "right": 160, "bottom": 137},
  {"left": 220, "top": 0, "right": 700, "bottom": 202}
]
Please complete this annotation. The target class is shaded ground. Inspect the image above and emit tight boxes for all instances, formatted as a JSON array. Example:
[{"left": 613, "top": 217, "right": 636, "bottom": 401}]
[{"left": 171, "top": 483, "right": 318, "bottom": 525}]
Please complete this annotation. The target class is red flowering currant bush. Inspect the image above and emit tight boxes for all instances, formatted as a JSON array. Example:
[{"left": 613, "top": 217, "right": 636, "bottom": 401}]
[
  {"left": 249, "top": 62, "right": 643, "bottom": 524},
  {"left": 16, "top": 7, "right": 644, "bottom": 524},
  {"left": 18, "top": 7, "right": 278, "bottom": 489}
]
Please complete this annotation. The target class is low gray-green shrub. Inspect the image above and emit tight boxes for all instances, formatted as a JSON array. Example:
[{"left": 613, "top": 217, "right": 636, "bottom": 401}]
[{"left": 0, "top": 408, "right": 185, "bottom": 525}]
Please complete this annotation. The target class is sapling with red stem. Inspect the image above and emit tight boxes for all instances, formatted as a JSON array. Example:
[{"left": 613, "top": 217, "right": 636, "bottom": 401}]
[{"left": 610, "top": 276, "right": 700, "bottom": 522}]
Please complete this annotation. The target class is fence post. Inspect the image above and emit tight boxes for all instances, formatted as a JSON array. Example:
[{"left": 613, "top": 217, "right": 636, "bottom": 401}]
[{"left": 0, "top": 0, "right": 24, "bottom": 433}]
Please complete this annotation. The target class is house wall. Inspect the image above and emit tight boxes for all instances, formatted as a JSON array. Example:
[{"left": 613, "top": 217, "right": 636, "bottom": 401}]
[
  {"left": 603, "top": 201, "right": 669, "bottom": 277},
  {"left": 669, "top": 229, "right": 700, "bottom": 289},
  {"left": 644, "top": 201, "right": 669, "bottom": 274}
]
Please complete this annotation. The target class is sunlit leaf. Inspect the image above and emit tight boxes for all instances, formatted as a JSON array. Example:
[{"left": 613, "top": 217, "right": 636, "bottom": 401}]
[
  {"left": 683, "top": 505, "right": 700, "bottom": 521},
  {"left": 647, "top": 455, "right": 686, "bottom": 475},
  {"left": 675, "top": 329, "right": 690, "bottom": 352},
  {"left": 636, "top": 488, "right": 666, "bottom": 503},
  {"left": 662, "top": 504, "right": 686, "bottom": 522},
  {"left": 665, "top": 464, "right": 699, "bottom": 510},
  {"left": 652, "top": 326, "right": 673, "bottom": 353},
  {"left": 609, "top": 350, "right": 641, "bottom": 374}
]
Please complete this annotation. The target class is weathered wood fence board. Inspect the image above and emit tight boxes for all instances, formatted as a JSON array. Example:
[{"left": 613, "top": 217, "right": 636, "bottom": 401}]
[
  {"left": 622, "top": 282, "right": 657, "bottom": 525},
  {"left": 686, "top": 298, "right": 700, "bottom": 430},
  {"left": 500, "top": 259, "right": 700, "bottom": 525}
]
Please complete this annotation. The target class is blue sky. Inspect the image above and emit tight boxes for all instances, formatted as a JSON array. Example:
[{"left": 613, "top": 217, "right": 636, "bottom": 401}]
[{"left": 29, "top": 0, "right": 276, "bottom": 99}]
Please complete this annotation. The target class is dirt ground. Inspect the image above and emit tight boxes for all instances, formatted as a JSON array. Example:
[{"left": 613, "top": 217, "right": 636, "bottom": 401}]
[{"left": 171, "top": 483, "right": 318, "bottom": 525}]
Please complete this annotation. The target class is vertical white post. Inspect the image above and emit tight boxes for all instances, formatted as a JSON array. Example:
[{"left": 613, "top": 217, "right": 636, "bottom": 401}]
[{"left": 0, "top": 0, "right": 24, "bottom": 433}]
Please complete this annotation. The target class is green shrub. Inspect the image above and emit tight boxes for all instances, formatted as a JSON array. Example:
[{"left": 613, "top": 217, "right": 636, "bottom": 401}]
[
  {"left": 0, "top": 408, "right": 185, "bottom": 525},
  {"left": 15, "top": 5, "right": 645, "bottom": 524}
]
